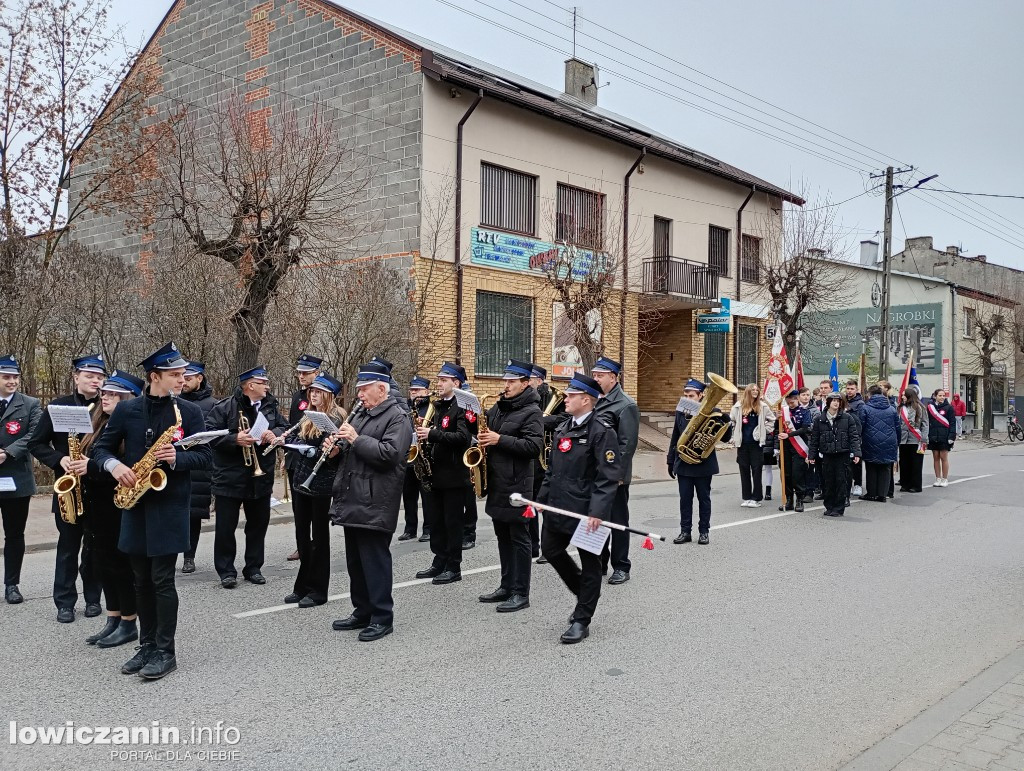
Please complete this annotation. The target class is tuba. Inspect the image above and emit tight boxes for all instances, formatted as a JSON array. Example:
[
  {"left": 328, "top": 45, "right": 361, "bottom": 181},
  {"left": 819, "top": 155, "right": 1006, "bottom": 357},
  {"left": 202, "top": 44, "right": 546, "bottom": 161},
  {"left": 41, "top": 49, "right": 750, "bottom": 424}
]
[
  {"left": 538, "top": 386, "right": 564, "bottom": 471},
  {"left": 675, "top": 372, "right": 738, "bottom": 464},
  {"left": 463, "top": 395, "right": 496, "bottom": 498},
  {"left": 114, "top": 395, "right": 182, "bottom": 510}
]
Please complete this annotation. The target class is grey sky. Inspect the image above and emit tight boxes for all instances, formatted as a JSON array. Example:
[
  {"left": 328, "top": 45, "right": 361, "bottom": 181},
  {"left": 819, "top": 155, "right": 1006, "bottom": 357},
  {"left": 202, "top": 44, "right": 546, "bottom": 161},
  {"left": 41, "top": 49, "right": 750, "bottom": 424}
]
[{"left": 112, "top": 0, "right": 1024, "bottom": 268}]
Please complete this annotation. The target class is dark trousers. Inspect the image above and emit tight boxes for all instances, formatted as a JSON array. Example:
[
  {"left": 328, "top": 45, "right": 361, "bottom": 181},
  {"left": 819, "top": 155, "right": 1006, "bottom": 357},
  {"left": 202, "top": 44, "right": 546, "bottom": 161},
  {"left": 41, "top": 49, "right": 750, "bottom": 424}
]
[
  {"left": 87, "top": 509, "right": 136, "bottom": 616},
  {"left": 736, "top": 442, "right": 764, "bottom": 501},
  {"left": 1, "top": 496, "right": 30, "bottom": 586},
  {"left": 427, "top": 487, "right": 466, "bottom": 572},
  {"left": 541, "top": 523, "right": 602, "bottom": 626},
  {"left": 865, "top": 462, "right": 891, "bottom": 500},
  {"left": 52, "top": 507, "right": 101, "bottom": 609},
  {"left": 782, "top": 447, "right": 807, "bottom": 504},
  {"left": 213, "top": 496, "right": 271, "bottom": 579},
  {"left": 820, "top": 454, "right": 850, "bottom": 514},
  {"left": 678, "top": 475, "right": 713, "bottom": 533},
  {"left": 463, "top": 485, "right": 477, "bottom": 541},
  {"left": 898, "top": 444, "right": 925, "bottom": 491},
  {"left": 401, "top": 467, "right": 423, "bottom": 535},
  {"left": 493, "top": 519, "right": 532, "bottom": 596},
  {"left": 343, "top": 527, "right": 393, "bottom": 626},
  {"left": 601, "top": 485, "right": 631, "bottom": 573},
  {"left": 529, "top": 464, "right": 544, "bottom": 552},
  {"left": 292, "top": 491, "right": 331, "bottom": 601},
  {"left": 850, "top": 458, "right": 863, "bottom": 489},
  {"left": 130, "top": 553, "right": 178, "bottom": 652},
  {"left": 184, "top": 516, "right": 203, "bottom": 560}
]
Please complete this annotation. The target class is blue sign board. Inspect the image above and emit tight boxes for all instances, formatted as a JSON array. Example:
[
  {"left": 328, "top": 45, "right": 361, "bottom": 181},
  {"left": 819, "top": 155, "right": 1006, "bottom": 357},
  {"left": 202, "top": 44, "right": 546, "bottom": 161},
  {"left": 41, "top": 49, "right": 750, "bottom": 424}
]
[
  {"left": 470, "top": 227, "right": 604, "bottom": 280},
  {"left": 697, "top": 297, "right": 732, "bottom": 333}
]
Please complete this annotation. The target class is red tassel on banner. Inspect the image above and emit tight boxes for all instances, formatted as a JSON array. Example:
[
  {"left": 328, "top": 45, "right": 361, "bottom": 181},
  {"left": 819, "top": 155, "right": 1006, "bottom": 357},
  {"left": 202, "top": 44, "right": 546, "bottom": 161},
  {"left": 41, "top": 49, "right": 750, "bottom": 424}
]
[
  {"left": 523, "top": 506, "right": 537, "bottom": 519},
  {"left": 641, "top": 537, "right": 654, "bottom": 550}
]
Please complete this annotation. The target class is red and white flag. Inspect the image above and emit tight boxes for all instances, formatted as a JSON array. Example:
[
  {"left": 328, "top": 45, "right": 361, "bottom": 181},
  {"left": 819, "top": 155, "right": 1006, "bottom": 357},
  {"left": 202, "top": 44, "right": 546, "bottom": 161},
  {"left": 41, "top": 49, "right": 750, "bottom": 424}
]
[
  {"left": 794, "top": 350, "right": 805, "bottom": 391},
  {"left": 781, "top": 401, "right": 809, "bottom": 458},
  {"left": 763, "top": 322, "right": 795, "bottom": 406}
]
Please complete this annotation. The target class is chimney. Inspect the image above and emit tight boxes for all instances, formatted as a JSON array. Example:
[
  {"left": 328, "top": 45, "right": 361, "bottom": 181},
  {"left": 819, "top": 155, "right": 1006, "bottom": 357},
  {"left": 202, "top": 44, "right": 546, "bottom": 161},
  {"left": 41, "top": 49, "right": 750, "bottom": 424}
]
[
  {"left": 860, "top": 239, "right": 879, "bottom": 266},
  {"left": 564, "top": 58, "right": 598, "bottom": 106},
  {"left": 946, "top": 245, "right": 960, "bottom": 256},
  {"left": 975, "top": 254, "right": 987, "bottom": 263},
  {"left": 905, "top": 236, "right": 933, "bottom": 251}
]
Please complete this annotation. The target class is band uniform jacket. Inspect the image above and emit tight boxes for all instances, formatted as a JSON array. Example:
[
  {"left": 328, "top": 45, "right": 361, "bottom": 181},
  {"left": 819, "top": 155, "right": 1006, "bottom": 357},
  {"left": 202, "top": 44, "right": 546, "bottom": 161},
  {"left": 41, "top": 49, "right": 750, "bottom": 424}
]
[
  {"left": 0, "top": 392, "right": 43, "bottom": 498},
  {"left": 91, "top": 393, "right": 212, "bottom": 557},
  {"left": 29, "top": 391, "right": 100, "bottom": 513},
  {"left": 594, "top": 383, "right": 640, "bottom": 484},
  {"left": 285, "top": 387, "right": 311, "bottom": 473},
  {"left": 329, "top": 395, "right": 413, "bottom": 533},
  {"left": 180, "top": 382, "right": 216, "bottom": 519},
  {"left": 484, "top": 387, "right": 543, "bottom": 522},
  {"left": 205, "top": 388, "right": 288, "bottom": 499},
  {"left": 667, "top": 407, "right": 733, "bottom": 477},
  {"left": 537, "top": 412, "right": 620, "bottom": 534},
  {"left": 425, "top": 395, "right": 473, "bottom": 490}
]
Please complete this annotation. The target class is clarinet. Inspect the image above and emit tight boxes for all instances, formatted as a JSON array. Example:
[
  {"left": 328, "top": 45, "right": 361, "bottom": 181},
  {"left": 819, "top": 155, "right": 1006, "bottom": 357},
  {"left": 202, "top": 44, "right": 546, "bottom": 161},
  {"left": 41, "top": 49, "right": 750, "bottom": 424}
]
[{"left": 296, "top": 404, "right": 361, "bottom": 494}]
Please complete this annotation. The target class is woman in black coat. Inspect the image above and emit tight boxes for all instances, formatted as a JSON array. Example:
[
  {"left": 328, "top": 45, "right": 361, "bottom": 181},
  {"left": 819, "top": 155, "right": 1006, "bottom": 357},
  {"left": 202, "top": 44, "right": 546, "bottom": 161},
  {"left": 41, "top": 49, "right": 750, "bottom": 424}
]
[
  {"left": 76, "top": 371, "right": 144, "bottom": 648},
  {"left": 927, "top": 388, "right": 956, "bottom": 487},
  {"left": 476, "top": 360, "right": 543, "bottom": 612},
  {"left": 806, "top": 392, "right": 862, "bottom": 517}
]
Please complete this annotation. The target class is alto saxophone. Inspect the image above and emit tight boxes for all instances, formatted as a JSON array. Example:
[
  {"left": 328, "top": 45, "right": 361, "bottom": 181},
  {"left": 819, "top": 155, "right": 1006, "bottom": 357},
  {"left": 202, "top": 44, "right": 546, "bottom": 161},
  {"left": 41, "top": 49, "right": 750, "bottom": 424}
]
[
  {"left": 114, "top": 396, "right": 182, "bottom": 510},
  {"left": 538, "top": 385, "right": 565, "bottom": 472},
  {"left": 55, "top": 403, "right": 96, "bottom": 524},
  {"left": 410, "top": 400, "right": 436, "bottom": 493},
  {"left": 463, "top": 395, "right": 496, "bottom": 498},
  {"left": 675, "top": 372, "right": 738, "bottom": 464}
]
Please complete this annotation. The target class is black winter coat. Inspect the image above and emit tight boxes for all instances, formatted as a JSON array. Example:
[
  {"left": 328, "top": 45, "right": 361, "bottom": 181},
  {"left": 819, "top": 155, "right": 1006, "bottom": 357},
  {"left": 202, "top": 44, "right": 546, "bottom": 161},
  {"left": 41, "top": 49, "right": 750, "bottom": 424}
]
[
  {"left": 91, "top": 393, "right": 211, "bottom": 556},
  {"left": 426, "top": 395, "right": 473, "bottom": 490},
  {"left": 667, "top": 407, "right": 733, "bottom": 477},
  {"left": 206, "top": 389, "right": 289, "bottom": 499},
  {"left": 807, "top": 411, "right": 863, "bottom": 458},
  {"left": 284, "top": 387, "right": 311, "bottom": 472},
  {"left": 289, "top": 419, "right": 344, "bottom": 498},
  {"left": 537, "top": 412, "right": 620, "bottom": 534},
  {"left": 329, "top": 396, "right": 412, "bottom": 533},
  {"left": 83, "top": 421, "right": 120, "bottom": 523},
  {"left": 927, "top": 400, "right": 957, "bottom": 446},
  {"left": 484, "top": 387, "right": 543, "bottom": 522},
  {"left": 180, "top": 382, "right": 216, "bottom": 519}
]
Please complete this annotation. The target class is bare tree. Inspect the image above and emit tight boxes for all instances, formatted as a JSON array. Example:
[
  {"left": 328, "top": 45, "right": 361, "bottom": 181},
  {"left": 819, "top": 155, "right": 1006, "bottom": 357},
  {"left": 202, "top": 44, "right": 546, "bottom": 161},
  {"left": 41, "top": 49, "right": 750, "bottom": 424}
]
[
  {"left": 413, "top": 172, "right": 457, "bottom": 373},
  {"left": 960, "top": 292, "right": 1014, "bottom": 439}
]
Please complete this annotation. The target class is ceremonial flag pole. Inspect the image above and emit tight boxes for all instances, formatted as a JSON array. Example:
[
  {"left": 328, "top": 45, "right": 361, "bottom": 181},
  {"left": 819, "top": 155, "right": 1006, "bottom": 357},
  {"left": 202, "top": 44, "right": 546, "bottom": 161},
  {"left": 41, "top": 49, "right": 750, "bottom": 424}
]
[{"left": 764, "top": 320, "right": 795, "bottom": 507}]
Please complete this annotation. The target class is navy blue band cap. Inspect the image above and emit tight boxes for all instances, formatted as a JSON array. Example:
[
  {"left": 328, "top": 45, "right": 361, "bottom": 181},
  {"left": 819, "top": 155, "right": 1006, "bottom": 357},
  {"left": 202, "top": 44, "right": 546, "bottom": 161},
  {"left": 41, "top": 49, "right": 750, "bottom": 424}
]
[
  {"left": 310, "top": 373, "right": 342, "bottom": 395},
  {"left": 295, "top": 354, "right": 323, "bottom": 373},
  {"left": 238, "top": 366, "right": 270, "bottom": 383},
  {"left": 502, "top": 358, "right": 533, "bottom": 380},
  {"left": 73, "top": 353, "right": 108, "bottom": 375},
  {"left": 0, "top": 354, "right": 20, "bottom": 375},
  {"left": 786, "top": 389, "right": 800, "bottom": 399},
  {"left": 410, "top": 376, "right": 430, "bottom": 390},
  {"left": 437, "top": 361, "right": 467, "bottom": 383},
  {"left": 102, "top": 369, "right": 144, "bottom": 396},
  {"left": 355, "top": 362, "right": 391, "bottom": 387},
  {"left": 138, "top": 344, "right": 186, "bottom": 373},
  {"left": 591, "top": 356, "right": 622, "bottom": 375},
  {"left": 184, "top": 360, "right": 205, "bottom": 376},
  {"left": 370, "top": 356, "right": 394, "bottom": 373},
  {"left": 529, "top": 364, "right": 547, "bottom": 380},
  {"left": 684, "top": 378, "right": 706, "bottom": 393},
  {"left": 564, "top": 374, "right": 602, "bottom": 399}
]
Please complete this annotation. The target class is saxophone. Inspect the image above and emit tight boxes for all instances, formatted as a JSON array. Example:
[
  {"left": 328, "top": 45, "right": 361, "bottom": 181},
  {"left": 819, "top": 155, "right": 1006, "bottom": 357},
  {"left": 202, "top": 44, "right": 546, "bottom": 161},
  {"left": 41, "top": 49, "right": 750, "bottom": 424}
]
[
  {"left": 113, "top": 396, "right": 182, "bottom": 510},
  {"left": 54, "top": 403, "right": 96, "bottom": 524},
  {"left": 675, "top": 372, "right": 738, "bottom": 464},
  {"left": 410, "top": 399, "right": 436, "bottom": 493},
  {"left": 463, "top": 395, "right": 496, "bottom": 498},
  {"left": 538, "top": 385, "right": 565, "bottom": 471}
]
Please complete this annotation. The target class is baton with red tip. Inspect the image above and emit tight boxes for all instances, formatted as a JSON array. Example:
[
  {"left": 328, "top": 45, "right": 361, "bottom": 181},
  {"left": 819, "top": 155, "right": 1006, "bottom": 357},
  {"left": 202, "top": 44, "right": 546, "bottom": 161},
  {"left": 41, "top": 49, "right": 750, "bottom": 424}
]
[{"left": 509, "top": 493, "right": 665, "bottom": 549}]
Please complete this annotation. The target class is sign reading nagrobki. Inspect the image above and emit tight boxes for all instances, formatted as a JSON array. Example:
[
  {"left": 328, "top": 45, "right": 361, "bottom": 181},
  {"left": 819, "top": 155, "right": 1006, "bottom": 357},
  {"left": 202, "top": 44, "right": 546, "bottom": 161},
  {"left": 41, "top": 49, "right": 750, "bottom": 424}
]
[
  {"left": 470, "top": 227, "right": 605, "bottom": 279},
  {"left": 803, "top": 302, "right": 943, "bottom": 376}
]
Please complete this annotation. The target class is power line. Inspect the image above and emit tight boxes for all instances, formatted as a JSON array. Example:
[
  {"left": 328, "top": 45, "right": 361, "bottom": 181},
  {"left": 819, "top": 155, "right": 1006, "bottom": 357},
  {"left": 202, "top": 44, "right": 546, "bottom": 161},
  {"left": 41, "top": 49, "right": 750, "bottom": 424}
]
[
  {"left": 918, "top": 188, "right": 1024, "bottom": 200},
  {"left": 907, "top": 191, "right": 1024, "bottom": 253}
]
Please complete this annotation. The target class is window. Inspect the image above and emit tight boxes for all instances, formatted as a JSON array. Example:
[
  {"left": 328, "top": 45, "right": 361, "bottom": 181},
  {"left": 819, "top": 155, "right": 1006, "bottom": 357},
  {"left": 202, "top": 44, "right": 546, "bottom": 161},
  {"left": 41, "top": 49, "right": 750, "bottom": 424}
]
[
  {"left": 556, "top": 182, "right": 604, "bottom": 250},
  {"left": 741, "top": 234, "right": 760, "bottom": 283},
  {"left": 709, "top": 225, "right": 730, "bottom": 276},
  {"left": 703, "top": 331, "right": 727, "bottom": 381},
  {"left": 653, "top": 216, "right": 672, "bottom": 257},
  {"left": 991, "top": 376, "right": 1007, "bottom": 414},
  {"left": 963, "top": 307, "right": 976, "bottom": 338},
  {"left": 475, "top": 291, "right": 533, "bottom": 376},
  {"left": 480, "top": 162, "right": 536, "bottom": 235},
  {"left": 736, "top": 324, "right": 760, "bottom": 387}
]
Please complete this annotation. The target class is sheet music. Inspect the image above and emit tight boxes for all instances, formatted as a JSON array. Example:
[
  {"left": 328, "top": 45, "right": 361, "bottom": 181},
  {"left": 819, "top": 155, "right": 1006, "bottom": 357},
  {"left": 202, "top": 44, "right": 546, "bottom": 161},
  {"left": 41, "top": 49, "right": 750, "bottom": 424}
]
[
  {"left": 248, "top": 412, "right": 269, "bottom": 441},
  {"left": 569, "top": 518, "right": 611, "bottom": 555},
  {"left": 0, "top": 477, "right": 16, "bottom": 492},
  {"left": 47, "top": 405, "right": 94, "bottom": 434},
  {"left": 303, "top": 410, "right": 340, "bottom": 435},
  {"left": 173, "top": 429, "right": 229, "bottom": 447},
  {"left": 284, "top": 443, "right": 316, "bottom": 457},
  {"left": 452, "top": 388, "right": 482, "bottom": 414}
]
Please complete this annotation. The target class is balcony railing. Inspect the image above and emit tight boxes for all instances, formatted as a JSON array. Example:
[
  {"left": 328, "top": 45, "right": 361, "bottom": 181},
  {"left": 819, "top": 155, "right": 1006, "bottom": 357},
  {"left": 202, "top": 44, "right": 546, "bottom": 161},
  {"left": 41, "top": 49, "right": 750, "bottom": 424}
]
[{"left": 642, "top": 256, "right": 719, "bottom": 301}]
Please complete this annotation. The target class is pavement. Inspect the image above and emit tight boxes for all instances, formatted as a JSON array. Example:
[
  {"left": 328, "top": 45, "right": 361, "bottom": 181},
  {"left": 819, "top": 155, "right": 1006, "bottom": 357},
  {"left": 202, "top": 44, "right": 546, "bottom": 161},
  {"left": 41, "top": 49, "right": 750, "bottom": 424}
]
[{"left": 1, "top": 437, "right": 1022, "bottom": 770}]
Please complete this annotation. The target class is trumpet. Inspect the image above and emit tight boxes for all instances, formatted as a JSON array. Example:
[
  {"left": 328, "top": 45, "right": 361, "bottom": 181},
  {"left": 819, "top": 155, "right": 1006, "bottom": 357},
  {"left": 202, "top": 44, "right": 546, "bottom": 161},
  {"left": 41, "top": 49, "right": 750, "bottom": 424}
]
[
  {"left": 538, "top": 385, "right": 565, "bottom": 472},
  {"left": 238, "top": 412, "right": 266, "bottom": 477},
  {"left": 296, "top": 404, "right": 360, "bottom": 494}
]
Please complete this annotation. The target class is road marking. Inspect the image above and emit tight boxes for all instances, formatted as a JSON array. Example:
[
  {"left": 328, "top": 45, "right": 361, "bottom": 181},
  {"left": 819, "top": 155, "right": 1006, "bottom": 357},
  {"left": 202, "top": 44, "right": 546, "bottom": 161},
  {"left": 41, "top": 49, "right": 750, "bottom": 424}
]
[{"left": 946, "top": 474, "right": 993, "bottom": 485}]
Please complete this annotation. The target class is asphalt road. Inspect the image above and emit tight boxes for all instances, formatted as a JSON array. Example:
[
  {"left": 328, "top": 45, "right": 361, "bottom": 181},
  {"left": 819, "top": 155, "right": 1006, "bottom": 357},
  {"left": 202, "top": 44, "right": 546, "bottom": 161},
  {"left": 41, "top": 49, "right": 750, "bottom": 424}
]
[{"left": 2, "top": 444, "right": 1023, "bottom": 771}]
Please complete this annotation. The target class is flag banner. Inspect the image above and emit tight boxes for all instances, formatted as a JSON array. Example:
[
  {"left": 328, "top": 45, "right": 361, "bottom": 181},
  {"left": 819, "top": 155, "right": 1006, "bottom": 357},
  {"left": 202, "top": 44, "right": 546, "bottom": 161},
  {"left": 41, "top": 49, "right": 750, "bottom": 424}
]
[
  {"left": 795, "top": 351, "right": 805, "bottom": 391},
  {"left": 763, "top": 322, "right": 794, "bottom": 406},
  {"left": 781, "top": 401, "right": 809, "bottom": 458},
  {"left": 899, "top": 349, "right": 917, "bottom": 397},
  {"left": 829, "top": 354, "right": 840, "bottom": 393}
]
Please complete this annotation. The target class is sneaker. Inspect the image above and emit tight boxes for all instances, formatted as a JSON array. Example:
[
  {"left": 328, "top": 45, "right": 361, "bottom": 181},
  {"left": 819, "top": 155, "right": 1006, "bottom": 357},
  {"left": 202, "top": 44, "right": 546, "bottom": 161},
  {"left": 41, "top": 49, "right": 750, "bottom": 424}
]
[
  {"left": 939, "top": 478, "right": 949, "bottom": 487},
  {"left": 748, "top": 500, "right": 762, "bottom": 508},
  {"left": 740, "top": 500, "right": 752, "bottom": 508},
  {"left": 852, "top": 485, "right": 863, "bottom": 496},
  {"left": 932, "top": 478, "right": 942, "bottom": 487}
]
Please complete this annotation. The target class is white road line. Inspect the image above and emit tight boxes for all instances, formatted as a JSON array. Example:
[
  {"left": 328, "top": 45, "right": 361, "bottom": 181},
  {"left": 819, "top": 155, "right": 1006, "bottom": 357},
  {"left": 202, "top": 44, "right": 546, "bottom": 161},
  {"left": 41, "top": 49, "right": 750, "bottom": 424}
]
[{"left": 946, "top": 474, "right": 994, "bottom": 485}]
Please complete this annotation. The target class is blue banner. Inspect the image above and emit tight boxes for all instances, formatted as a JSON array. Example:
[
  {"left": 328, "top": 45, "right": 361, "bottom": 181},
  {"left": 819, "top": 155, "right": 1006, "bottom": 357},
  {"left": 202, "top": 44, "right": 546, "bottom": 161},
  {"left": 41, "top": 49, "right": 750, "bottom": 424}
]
[{"left": 470, "top": 227, "right": 603, "bottom": 280}]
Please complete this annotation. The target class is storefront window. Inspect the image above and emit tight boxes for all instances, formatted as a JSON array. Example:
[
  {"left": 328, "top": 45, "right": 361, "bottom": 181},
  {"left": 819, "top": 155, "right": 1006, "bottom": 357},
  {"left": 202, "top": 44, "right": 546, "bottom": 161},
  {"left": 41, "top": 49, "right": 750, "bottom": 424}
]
[{"left": 475, "top": 291, "right": 534, "bottom": 377}]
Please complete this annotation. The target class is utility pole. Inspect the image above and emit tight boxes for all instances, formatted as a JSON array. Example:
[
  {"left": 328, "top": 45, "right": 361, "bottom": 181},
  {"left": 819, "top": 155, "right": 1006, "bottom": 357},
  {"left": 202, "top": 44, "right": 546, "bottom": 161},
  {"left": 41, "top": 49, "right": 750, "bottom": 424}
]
[{"left": 878, "top": 166, "right": 894, "bottom": 380}]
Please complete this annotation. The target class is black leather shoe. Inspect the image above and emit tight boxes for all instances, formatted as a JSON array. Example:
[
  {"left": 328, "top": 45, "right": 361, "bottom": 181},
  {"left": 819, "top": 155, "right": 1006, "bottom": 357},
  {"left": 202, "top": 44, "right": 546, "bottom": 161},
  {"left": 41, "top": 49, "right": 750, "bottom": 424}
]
[
  {"left": 462, "top": 539, "right": 476, "bottom": 550},
  {"left": 781, "top": 503, "right": 794, "bottom": 511},
  {"left": 795, "top": 500, "right": 804, "bottom": 513},
  {"left": 823, "top": 510, "right": 841, "bottom": 517},
  {"left": 560, "top": 621, "right": 589, "bottom": 644},
  {"left": 5, "top": 585, "right": 24, "bottom": 604},
  {"left": 84, "top": 602, "right": 102, "bottom": 618},
  {"left": 432, "top": 570, "right": 462, "bottom": 585},
  {"left": 220, "top": 576, "right": 237, "bottom": 589},
  {"left": 496, "top": 594, "right": 529, "bottom": 613},
  {"left": 139, "top": 649, "right": 177, "bottom": 680},
  {"left": 358, "top": 623, "right": 393, "bottom": 642},
  {"left": 608, "top": 570, "right": 630, "bottom": 585},
  {"left": 181, "top": 558, "right": 195, "bottom": 574},
  {"left": 283, "top": 592, "right": 301, "bottom": 604},
  {"left": 418, "top": 530, "right": 431, "bottom": 543},
  {"left": 858, "top": 494, "right": 872, "bottom": 501},
  {"left": 697, "top": 532, "right": 710, "bottom": 545},
  {"left": 536, "top": 555, "right": 549, "bottom": 564},
  {"left": 298, "top": 596, "right": 326, "bottom": 608},
  {"left": 814, "top": 492, "right": 825, "bottom": 500},
  {"left": 96, "top": 620, "right": 138, "bottom": 648},
  {"left": 86, "top": 617, "right": 119, "bottom": 645},
  {"left": 397, "top": 531, "right": 416, "bottom": 541},
  {"left": 673, "top": 530, "right": 691, "bottom": 544},
  {"left": 332, "top": 615, "right": 370, "bottom": 631},
  {"left": 764, "top": 487, "right": 772, "bottom": 500},
  {"left": 121, "top": 644, "right": 155, "bottom": 675},
  {"left": 531, "top": 547, "right": 540, "bottom": 559},
  {"left": 244, "top": 573, "right": 266, "bottom": 585},
  {"left": 415, "top": 565, "right": 443, "bottom": 579},
  {"left": 479, "top": 588, "right": 511, "bottom": 603},
  {"left": 57, "top": 607, "right": 75, "bottom": 623}
]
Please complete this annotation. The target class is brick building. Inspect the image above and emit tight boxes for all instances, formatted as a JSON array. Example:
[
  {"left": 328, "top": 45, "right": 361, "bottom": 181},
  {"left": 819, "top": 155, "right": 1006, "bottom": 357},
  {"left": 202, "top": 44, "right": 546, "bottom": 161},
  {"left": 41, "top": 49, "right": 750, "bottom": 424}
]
[{"left": 71, "top": 0, "right": 800, "bottom": 408}]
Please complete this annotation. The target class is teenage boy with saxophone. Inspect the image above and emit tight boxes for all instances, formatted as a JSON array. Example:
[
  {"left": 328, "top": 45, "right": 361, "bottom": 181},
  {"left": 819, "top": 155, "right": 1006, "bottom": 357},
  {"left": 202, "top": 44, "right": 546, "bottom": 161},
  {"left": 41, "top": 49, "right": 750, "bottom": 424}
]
[{"left": 91, "top": 342, "right": 211, "bottom": 680}]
